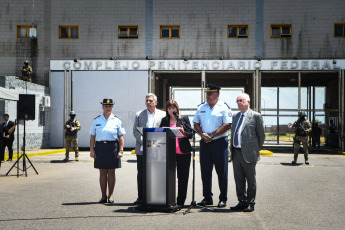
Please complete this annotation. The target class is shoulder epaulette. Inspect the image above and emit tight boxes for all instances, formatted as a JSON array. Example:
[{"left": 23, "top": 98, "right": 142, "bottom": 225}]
[
  {"left": 197, "top": 102, "right": 205, "bottom": 107},
  {"left": 224, "top": 102, "right": 231, "bottom": 109},
  {"left": 94, "top": 115, "right": 101, "bottom": 120}
]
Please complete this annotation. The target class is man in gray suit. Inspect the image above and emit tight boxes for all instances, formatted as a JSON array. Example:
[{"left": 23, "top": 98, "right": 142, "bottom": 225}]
[
  {"left": 230, "top": 93, "right": 265, "bottom": 212},
  {"left": 133, "top": 93, "right": 166, "bottom": 205}
]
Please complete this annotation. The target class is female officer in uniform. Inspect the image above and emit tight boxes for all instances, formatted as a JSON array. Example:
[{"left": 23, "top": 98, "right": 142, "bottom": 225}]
[
  {"left": 89, "top": 99, "right": 125, "bottom": 203},
  {"left": 159, "top": 100, "right": 193, "bottom": 207}
]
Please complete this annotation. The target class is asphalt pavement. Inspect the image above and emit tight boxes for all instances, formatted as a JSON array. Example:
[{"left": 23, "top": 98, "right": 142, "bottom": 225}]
[{"left": 0, "top": 151, "right": 344, "bottom": 230}]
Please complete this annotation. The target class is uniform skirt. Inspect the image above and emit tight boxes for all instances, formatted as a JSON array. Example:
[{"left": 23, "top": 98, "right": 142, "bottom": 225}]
[{"left": 94, "top": 141, "right": 121, "bottom": 169}]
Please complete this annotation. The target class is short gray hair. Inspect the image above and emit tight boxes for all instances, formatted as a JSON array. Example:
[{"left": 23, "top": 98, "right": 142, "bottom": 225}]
[
  {"left": 237, "top": 93, "right": 250, "bottom": 102},
  {"left": 146, "top": 93, "right": 157, "bottom": 102}
]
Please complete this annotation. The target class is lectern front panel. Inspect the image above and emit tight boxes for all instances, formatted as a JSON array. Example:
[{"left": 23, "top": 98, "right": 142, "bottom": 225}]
[{"left": 145, "top": 131, "right": 167, "bottom": 205}]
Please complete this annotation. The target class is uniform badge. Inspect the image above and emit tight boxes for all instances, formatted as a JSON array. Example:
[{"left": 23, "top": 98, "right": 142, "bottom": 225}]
[{"left": 228, "top": 111, "right": 233, "bottom": 117}]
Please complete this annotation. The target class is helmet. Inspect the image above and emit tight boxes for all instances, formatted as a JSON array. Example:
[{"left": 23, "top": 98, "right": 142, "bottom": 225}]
[
  {"left": 69, "top": 111, "right": 76, "bottom": 116},
  {"left": 298, "top": 111, "right": 306, "bottom": 116},
  {"left": 24, "top": 60, "right": 29, "bottom": 64}
]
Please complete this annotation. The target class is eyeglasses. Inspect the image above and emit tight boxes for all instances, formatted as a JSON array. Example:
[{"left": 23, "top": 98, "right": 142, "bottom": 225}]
[
  {"left": 104, "top": 105, "right": 113, "bottom": 108},
  {"left": 146, "top": 100, "right": 154, "bottom": 103},
  {"left": 236, "top": 99, "right": 245, "bottom": 103}
]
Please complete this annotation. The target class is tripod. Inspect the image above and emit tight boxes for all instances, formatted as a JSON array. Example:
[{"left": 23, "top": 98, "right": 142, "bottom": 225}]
[
  {"left": 6, "top": 119, "right": 38, "bottom": 177},
  {"left": 179, "top": 118, "right": 214, "bottom": 214}
]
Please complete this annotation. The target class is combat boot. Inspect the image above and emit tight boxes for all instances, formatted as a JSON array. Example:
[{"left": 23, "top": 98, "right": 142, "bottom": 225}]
[{"left": 63, "top": 153, "right": 69, "bottom": 162}]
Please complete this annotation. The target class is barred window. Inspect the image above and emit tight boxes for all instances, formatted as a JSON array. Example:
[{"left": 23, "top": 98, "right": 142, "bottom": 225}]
[
  {"left": 160, "top": 25, "right": 180, "bottom": 39},
  {"left": 118, "top": 26, "right": 139, "bottom": 39},
  {"left": 271, "top": 24, "right": 292, "bottom": 38},
  {"left": 59, "top": 25, "right": 79, "bottom": 39},
  {"left": 334, "top": 23, "right": 345, "bottom": 37},
  {"left": 228, "top": 25, "right": 248, "bottom": 38},
  {"left": 17, "top": 25, "right": 37, "bottom": 39}
]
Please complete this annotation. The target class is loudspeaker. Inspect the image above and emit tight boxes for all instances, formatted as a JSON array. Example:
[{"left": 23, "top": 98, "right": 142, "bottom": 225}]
[{"left": 18, "top": 94, "right": 35, "bottom": 120}]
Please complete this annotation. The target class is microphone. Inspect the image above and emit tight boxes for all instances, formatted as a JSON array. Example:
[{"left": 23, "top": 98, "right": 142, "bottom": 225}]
[{"left": 172, "top": 111, "right": 180, "bottom": 120}]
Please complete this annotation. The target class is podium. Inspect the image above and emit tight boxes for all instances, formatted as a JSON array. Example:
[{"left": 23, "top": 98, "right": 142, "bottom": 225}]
[{"left": 139, "top": 127, "right": 181, "bottom": 212}]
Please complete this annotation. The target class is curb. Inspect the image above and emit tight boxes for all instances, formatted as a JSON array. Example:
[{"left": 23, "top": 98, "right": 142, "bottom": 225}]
[
  {"left": 260, "top": 150, "right": 274, "bottom": 155},
  {"left": 3, "top": 149, "right": 66, "bottom": 161}
]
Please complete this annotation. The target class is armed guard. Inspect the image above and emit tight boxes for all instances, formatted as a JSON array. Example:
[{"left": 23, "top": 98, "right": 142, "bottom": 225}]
[
  {"left": 64, "top": 111, "right": 81, "bottom": 161},
  {"left": 21, "top": 60, "right": 33, "bottom": 82},
  {"left": 292, "top": 112, "right": 312, "bottom": 165}
]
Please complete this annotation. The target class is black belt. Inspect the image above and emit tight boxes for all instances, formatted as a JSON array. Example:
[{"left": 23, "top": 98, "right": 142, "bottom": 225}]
[{"left": 96, "top": 141, "right": 116, "bottom": 143}]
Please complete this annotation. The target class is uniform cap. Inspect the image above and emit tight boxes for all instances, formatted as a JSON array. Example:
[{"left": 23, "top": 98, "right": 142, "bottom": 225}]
[
  {"left": 24, "top": 60, "right": 29, "bottom": 64},
  {"left": 298, "top": 111, "right": 306, "bottom": 116},
  {"left": 101, "top": 98, "right": 114, "bottom": 105},
  {"left": 69, "top": 111, "right": 76, "bottom": 116},
  {"left": 206, "top": 84, "right": 221, "bottom": 92}
]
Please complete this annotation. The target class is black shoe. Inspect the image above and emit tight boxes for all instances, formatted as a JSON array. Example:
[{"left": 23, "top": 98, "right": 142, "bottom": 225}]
[
  {"left": 108, "top": 198, "right": 114, "bottom": 203},
  {"left": 243, "top": 204, "right": 254, "bottom": 212},
  {"left": 197, "top": 198, "right": 213, "bottom": 206},
  {"left": 134, "top": 199, "right": 142, "bottom": 205},
  {"left": 305, "top": 161, "right": 309, "bottom": 165},
  {"left": 291, "top": 161, "right": 296, "bottom": 164},
  {"left": 230, "top": 202, "right": 248, "bottom": 211},
  {"left": 99, "top": 198, "right": 107, "bottom": 203},
  {"left": 63, "top": 157, "right": 69, "bottom": 162},
  {"left": 217, "top": 200, "right": 226, "bottom": 208}
]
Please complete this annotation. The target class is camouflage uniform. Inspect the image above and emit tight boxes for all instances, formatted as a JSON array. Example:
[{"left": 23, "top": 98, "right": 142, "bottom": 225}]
[
  {"left": 64, "top": 117, "right": 81, "bottom": 160},
  {"left": 292, "top": 115, "right": 312, "bottom": 164},
  {"left": 21, "top": 62, "right": 33, "bottom": 82}
]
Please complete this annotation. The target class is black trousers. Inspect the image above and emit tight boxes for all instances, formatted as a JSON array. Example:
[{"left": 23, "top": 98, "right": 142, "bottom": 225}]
[
  {"left": 199, "top": 137, "right": 229, "bottom": 201},
  {"left": 232, "top": 148, "right": 257, "bottom": 205},
  {"left": 0, "top": 142, "right": 4, "bottom": 161},
  {"left": 136, "top": 155, "right": 144, "bottom": 200},
  {"left": 3, "top": 139, "right": 14, "bottom": 160},
  {"left": 176, "top": 153, "right": 191, "bottom": 205}
]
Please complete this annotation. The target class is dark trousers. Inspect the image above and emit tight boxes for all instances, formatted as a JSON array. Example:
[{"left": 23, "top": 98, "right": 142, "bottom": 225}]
[
  {"left": 176, "top": 153, "right": 191, "bottom": 205},
  {"left": 136, "top": 155, "right": 144, "bottom": 200},
  {"left": 199, "top": 137, "right": 229, "bottom": 201},
  {"left": 232, "top": 148, "right": 257, "bottom": 205},
  {"left": 3, "top": 139, "right": 14, "bottom": 160},
  {"left": 0, "top": 143, "right": 4, "bottom": 161}
]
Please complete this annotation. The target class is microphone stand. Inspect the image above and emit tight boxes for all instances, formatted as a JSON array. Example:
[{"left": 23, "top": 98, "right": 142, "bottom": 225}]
[{"left": 175, "top": 114, "right": 214, "bottom": 214}]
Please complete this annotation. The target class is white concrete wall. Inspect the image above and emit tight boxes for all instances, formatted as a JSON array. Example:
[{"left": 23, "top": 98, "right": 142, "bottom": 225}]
[{"left": 50, "top": 70, "right": 148, "bottom": 148}]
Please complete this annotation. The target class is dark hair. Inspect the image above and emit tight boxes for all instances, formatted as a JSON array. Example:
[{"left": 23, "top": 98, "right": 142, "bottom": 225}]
[
  {"left": 165, "top": 100, "right": 183, "bottom": 120},
  {"left": 3, "top": 113, "right": 9, "bottom": 117}
]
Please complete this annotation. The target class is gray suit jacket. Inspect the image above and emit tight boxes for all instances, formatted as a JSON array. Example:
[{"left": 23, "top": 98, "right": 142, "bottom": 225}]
[
  {"left": 133, "top": 109, "right": 166, "bottom": 155},
  {"left": 230, "top": 109, "right": 265, "bottom": 163}
]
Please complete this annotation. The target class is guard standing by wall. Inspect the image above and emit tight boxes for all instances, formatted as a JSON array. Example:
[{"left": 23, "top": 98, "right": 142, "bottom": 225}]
[
  {"left": 21, "top": 60, "right": 33, "bottom": 82},
  {"left": 64, "top": 111, "right": 81, "bottom": 161},
  {"left": 292, "top": 112, "right": 312, "bottom": 165},
  {"left": 2, "top": 114, "right": 15, "bottom": 161}
]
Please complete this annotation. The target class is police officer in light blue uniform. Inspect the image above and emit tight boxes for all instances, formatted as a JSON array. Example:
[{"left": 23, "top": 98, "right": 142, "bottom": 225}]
[
  {"left": 193, "top": 84, "right": 232, "bottom": 208},
  {"left": 90, "top": 98, "right": 125, "bottom": 203}
]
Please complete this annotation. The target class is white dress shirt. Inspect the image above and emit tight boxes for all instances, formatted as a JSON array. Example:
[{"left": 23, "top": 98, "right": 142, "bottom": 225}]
[{"left": 233, "top": 109, "right": 249, "bottom": 148}]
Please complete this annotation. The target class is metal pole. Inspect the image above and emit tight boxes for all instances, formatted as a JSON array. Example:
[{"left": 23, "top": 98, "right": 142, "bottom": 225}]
[
  {"left": 339, "top": 70, "right": 343, "bottom": 150},
  {"left": 342, "top": 70, "right": 345, "bottom": 151},
  {"left": 258, "top": 70, "right": 262, "bottom": 113},
  {"left": 277, "top": 87, "right": 280, "bottom": 144},
  {"left": 201, "top": 71, "right": 206, "bottom": 103},
  {"left": 298, "top": 72, "right": 301, "bottom": 111}
]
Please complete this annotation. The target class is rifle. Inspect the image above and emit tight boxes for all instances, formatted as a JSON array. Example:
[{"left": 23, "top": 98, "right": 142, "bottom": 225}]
[{"left": 298, "top": 123, "right": 308, "bottom": 135}]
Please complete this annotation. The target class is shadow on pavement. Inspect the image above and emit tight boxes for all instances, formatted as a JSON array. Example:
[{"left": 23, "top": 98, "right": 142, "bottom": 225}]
[
  {"left": 62, "top": 202, "right": 100, "bottom": 205},
  {"left": 127, "top": 160, "right": 137, "bottom": 163},
  {"left": 50, "top": 160, "right": 76, "bottom": 163},
  {"left": 104, "top": 203, "right": 133, "bottom": 207},
  {"left": 280, "top": 162, "right": 303, "bottom": 166}
]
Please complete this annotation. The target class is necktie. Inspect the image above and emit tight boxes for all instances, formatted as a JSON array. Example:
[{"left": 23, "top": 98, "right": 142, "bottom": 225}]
[{"left": 234, "top": 114, "right": 244, "bottom": 146}]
